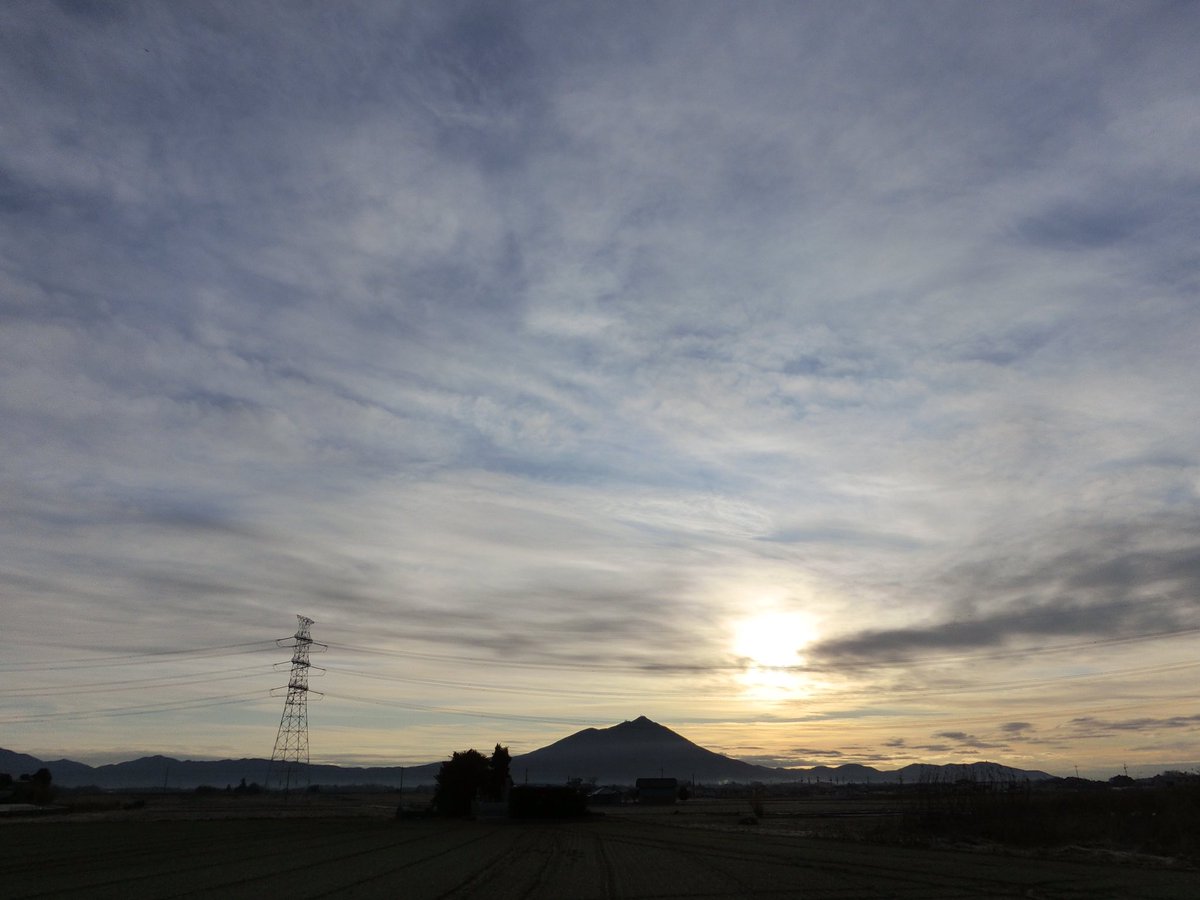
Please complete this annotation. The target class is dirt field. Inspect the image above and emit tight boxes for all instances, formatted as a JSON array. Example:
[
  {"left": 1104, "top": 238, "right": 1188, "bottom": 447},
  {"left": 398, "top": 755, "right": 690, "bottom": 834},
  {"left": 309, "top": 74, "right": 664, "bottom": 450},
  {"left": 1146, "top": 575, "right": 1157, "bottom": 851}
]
[{"left": 3, "top": 796, "right": 1197, "bottom": 898}]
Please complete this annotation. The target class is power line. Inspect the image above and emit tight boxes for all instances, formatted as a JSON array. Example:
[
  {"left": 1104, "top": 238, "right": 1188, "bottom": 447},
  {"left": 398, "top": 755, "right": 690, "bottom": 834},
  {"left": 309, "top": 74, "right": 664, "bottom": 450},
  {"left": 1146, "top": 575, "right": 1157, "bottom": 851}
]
[
  {"left": 0, "top": 641, "right": 279, "bottom": 672},
  {"left": 6, "top": 620, "right": 1194, "bottom": 746},
  {"left": 321, "top": 689, "right": 1200, "bottom": 740},
  {"left": 320, "top": 623, "right": 1200, "bottom": 677},
  {"left": 322, "top": 640, "right": 713, "bottom": 673},
  {"left": 0, "top": 691, "right": 270, "bottom": 725},
  {"left": 316, "top": 653, "right": 1200, "bottom": 708},
  {"left": 320, "top": 691, "right": 598, "bottom": 728},
  {"left": 11, "top": 647, "right": 1187, "bottom": 711},
  {"left": 323, "top": 666, "right": 714, "bottom": 700},
  {"left": 0, "top": 664, "right": 277, "bottom": 698}
]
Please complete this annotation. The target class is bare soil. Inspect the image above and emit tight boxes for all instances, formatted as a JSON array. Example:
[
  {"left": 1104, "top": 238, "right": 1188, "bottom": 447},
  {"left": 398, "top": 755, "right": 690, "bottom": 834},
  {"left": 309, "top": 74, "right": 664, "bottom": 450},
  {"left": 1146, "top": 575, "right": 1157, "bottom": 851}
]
[{"left": 2, "top": 793, "right": 1197, "bottom": 898}]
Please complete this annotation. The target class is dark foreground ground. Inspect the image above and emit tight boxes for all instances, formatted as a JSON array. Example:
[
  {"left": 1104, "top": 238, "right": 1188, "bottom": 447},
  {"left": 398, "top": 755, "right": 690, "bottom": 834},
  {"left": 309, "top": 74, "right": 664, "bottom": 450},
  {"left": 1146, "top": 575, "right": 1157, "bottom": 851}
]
[{"left": 3, "top": 796, "right": 1197, "bottom": 899}]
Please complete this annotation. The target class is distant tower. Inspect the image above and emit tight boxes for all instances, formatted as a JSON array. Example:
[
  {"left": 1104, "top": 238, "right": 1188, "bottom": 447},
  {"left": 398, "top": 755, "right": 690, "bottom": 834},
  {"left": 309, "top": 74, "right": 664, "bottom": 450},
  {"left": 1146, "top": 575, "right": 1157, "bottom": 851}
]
[{"left": 268, "top": 615, "right": 323, "bottom": 792}]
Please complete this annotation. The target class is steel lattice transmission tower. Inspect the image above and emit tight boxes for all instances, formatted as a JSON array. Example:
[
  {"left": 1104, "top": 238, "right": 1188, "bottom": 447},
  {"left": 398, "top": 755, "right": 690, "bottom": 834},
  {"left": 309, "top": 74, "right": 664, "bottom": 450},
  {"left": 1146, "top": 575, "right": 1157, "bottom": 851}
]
[{"left": 268, "top": 615, "right": 324, "bottom": 792}]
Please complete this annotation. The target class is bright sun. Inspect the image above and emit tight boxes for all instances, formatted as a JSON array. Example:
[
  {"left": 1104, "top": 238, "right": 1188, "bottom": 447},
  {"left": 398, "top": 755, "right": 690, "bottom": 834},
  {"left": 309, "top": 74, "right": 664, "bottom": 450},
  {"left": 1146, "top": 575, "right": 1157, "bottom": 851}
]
[
  {"left": 733, "top": 611, "right": 818, "bottom": 667},
  {"left": 732, "top": 611, "right": 819, "bottom": 699}
]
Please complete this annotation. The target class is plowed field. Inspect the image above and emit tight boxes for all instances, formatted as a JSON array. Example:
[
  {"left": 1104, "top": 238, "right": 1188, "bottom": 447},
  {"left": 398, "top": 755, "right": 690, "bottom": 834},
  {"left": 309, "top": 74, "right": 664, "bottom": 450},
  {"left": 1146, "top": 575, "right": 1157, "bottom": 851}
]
[{"left": 4, "top": 811, "right": 1196, "bottom": 898}]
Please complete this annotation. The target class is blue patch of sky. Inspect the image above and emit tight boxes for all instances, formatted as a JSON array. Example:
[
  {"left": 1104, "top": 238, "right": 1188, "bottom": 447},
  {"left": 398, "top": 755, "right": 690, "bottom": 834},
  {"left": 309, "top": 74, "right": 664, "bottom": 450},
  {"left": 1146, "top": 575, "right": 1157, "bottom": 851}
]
[
  {"left": 1017, "top": 203, "right": 1150, "bottom": 251},
  {"left": 955, "top": 324, "right": 1058, "bottom": 367},
  {"left": 757, "top": 527, "right": 925, "bottom": 551}
]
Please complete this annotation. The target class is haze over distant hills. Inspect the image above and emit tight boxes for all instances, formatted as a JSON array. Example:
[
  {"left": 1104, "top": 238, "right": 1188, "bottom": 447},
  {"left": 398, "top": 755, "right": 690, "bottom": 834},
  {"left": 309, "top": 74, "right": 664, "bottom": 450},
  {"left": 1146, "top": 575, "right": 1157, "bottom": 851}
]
[{"left": 1, "top": 717, "right": 1055, "bottom": 789}]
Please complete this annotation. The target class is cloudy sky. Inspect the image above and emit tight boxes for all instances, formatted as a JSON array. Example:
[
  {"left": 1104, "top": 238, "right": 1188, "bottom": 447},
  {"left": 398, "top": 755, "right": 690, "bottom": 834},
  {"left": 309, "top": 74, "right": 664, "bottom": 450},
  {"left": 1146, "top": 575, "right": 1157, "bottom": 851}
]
[{"left": 2, "top": 1, "right": 1198, "bottom": 778}]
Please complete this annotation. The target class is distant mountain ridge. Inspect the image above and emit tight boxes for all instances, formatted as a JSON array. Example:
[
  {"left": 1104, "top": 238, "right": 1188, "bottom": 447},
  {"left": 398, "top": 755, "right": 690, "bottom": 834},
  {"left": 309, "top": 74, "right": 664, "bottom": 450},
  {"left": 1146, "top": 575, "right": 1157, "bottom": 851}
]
[
  {"left": 0, "top": 716, "right": 1055, "bottom": 789},
  {"left": 0, "top": 747, "right": 440, "bottom": 790},
  {"left": 508, "top": 717, "right": 1055, "bottom": 785}
]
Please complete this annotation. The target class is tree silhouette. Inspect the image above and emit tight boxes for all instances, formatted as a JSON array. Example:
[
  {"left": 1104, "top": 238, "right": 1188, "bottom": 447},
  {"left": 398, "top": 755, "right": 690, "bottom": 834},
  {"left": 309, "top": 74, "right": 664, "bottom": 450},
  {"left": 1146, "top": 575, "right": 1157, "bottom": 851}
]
[
  {"left": 433, "top": 745, "right": 512, "bottom": 816},
  {"left": 434, "top": 749, "right": 489, "bottom": 816},
  {"left": 15, "top": 767, "right": 54, "bottom": 805},
  {"left": 489, "top": 743, "right": 512, "bottom": 800}
]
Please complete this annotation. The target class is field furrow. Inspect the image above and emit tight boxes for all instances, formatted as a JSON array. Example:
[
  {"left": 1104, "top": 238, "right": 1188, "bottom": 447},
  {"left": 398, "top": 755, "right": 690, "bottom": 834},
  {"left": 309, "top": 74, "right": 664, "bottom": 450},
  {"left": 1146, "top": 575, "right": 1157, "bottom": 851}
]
[{"left": 2, "top": 807, "right": 1196, "bottom": 899}]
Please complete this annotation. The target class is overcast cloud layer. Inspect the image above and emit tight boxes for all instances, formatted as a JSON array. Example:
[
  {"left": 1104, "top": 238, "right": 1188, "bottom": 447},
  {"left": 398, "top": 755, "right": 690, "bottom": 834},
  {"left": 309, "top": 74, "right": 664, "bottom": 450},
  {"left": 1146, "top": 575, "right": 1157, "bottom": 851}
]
[{"left": 2, "top": 1, "right": 1199, "bottom": 777}]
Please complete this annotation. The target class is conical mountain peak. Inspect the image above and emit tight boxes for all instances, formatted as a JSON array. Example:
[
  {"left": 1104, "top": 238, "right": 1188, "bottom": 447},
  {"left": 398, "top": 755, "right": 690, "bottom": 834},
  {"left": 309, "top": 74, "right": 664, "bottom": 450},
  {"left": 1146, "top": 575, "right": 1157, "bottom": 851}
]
[{"left": 513, "top": 716, "right": 767, "bottom": 784}]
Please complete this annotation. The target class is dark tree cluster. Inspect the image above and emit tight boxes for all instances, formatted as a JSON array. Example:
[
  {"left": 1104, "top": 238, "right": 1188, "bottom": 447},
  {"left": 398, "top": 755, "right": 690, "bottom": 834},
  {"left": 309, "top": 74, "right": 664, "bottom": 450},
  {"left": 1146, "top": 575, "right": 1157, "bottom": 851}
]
[
  {"left": 433, "top": 744, "right": 512, "bottom": 816},
  {"left": 0, "top": 768, "right": 54, "bottom": 805}
]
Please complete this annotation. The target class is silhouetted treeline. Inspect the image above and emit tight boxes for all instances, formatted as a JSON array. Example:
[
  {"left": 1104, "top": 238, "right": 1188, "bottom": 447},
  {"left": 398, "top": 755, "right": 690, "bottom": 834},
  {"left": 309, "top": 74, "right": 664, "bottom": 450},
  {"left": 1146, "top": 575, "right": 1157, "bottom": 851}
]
[
  {"left": 433, "top": 744, "right": 512, "bottom": 816},
  {"left": 0, "top": 767, "right": 54, "bottom": 805},
  {"left": 902, "top": 774, "right": 1200, "bottom": 861}
]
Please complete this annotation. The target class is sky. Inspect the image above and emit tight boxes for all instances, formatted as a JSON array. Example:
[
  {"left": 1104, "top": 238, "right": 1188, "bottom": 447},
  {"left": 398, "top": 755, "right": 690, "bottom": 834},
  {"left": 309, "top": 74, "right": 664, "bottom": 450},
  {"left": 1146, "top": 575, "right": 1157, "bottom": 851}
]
[{"left": 2, "top": 1, "right": 1199, "bottom": 780}]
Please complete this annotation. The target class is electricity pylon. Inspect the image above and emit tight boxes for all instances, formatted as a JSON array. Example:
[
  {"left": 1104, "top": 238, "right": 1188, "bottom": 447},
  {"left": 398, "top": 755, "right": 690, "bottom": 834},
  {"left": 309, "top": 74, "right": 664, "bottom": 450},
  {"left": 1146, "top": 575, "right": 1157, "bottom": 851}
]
[{"left": 268, "top": 615, "right": 325, "bottom": 793}]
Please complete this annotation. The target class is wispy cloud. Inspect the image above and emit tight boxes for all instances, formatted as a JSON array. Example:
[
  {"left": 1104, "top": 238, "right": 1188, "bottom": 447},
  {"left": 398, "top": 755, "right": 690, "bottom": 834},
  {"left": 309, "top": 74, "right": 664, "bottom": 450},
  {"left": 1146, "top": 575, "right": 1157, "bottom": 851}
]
[
  {"left": 1069, "top": 715, "right": 1200, "bottom": 738},
  {"left": 2, "top": 1, "right": 1198, "bottom": 772}
]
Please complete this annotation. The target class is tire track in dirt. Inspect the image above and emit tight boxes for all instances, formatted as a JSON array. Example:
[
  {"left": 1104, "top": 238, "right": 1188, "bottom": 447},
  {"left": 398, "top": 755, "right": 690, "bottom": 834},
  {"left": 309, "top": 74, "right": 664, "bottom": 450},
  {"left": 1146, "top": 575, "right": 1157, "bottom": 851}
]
[
  {"left": 7, "top": 815, "right": 1196, "bottom": 899},
  {"left": 594, "top": 825, "right": 622, "bottom": 899},
  {"left": 595, "top": 820, "right": 1055, "bottom": 898},
  {"left": 302, "top": 825, "right": 507, "bottom": 900},
  {"left": 514, "top": 829, "right": 561, "bottom": 900},
  {"left": 0, "top": 819, "right": 336, "bottom": 882},
  {"left": 600, "top": 829, "right": 877, "bottom": 898},
  {"left": 6, "top": 822, "right": 450, "bottom": 900},
  {"left": 508, "top": 825, "right": 598, "bottom": 900},
  {"left": 431, "top": 825, "right": 551, "bottom": 900},
  {"left": 446, "top": 822, "right": 613, "bottom": 900},
  {"left": 595, "top": 823, "right": 765, "bottom": 899}
]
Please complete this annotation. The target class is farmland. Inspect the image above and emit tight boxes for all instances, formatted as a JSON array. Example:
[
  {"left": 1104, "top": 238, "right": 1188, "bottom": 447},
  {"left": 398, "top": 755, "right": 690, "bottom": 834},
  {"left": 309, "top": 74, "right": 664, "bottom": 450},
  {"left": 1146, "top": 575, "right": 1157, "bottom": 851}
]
[{"left": 2, "top": 795, "right": 1197, "bottom": 899}]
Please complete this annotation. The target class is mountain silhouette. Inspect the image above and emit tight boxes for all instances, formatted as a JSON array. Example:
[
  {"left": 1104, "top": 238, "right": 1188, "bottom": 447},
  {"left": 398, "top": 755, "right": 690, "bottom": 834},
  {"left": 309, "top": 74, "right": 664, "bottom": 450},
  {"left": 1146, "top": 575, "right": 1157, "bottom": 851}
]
[
  {"left": 0, "top": 717, "right": 1054, "bottom": 789},
  {"left": 511, "top": 715, "right": 775, "bottom": 784}
]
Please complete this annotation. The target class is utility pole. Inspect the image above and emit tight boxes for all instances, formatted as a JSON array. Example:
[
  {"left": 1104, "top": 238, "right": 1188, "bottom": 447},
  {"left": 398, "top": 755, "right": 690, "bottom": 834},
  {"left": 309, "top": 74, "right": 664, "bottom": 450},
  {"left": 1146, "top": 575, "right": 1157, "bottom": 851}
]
[{"left": 268, "top": 615, "right": 324, "bottom": 794}]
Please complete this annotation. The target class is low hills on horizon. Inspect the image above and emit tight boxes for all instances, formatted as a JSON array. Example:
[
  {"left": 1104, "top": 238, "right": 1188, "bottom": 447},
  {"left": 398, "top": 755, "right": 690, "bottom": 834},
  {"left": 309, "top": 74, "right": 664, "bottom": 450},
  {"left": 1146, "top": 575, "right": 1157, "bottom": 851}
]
[{"left": 1, "top": 715, "right": 1056, "bottom": 790}]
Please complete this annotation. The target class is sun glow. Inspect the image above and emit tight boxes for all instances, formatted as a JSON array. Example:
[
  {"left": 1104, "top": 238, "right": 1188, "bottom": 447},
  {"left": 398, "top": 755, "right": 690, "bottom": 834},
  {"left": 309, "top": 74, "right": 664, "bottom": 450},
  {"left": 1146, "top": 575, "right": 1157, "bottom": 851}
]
[
  {"left": 733, "top": 611, "right": 818, "bottom": 667},
  {"left": 732, "top": 611, "right": 819, "bottom": 700}
]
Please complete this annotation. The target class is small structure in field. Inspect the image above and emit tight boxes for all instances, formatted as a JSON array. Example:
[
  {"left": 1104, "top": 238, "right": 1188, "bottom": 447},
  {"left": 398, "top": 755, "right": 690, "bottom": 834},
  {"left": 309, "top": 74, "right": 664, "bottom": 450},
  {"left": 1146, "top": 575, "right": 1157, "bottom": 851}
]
[{"left": 586, "top": 786, "right": 624, "bottom": 806}]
